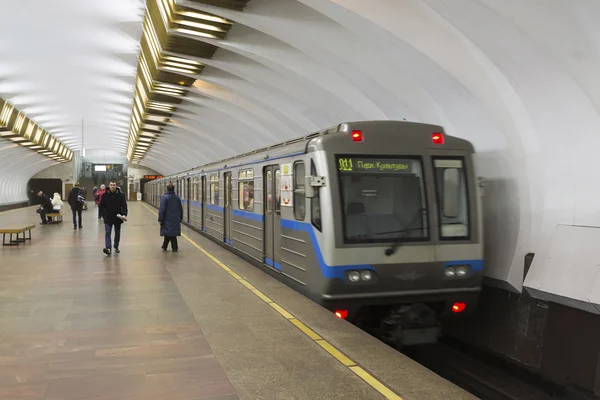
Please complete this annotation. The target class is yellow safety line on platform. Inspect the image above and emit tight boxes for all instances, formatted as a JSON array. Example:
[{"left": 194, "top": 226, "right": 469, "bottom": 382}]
[{"left": 142, "top": 202, "right": 403, "bottom": 400}]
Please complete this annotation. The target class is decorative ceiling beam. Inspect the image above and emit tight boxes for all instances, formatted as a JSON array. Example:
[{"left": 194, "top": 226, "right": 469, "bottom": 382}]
[
  {"left": 127, "top": 0, "right": 250, "bottom": 164},
  {"left": 0, "top": 97, "right": 73, "bottom": 163}
]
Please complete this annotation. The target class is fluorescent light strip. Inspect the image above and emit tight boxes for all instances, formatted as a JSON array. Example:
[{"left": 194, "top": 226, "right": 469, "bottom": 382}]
[
  {"left": 174, "top": 19, "right": 225, "bottom": 33},
  {"left": 156, "top": 0, "right": 172, "bottom": 27},
  {"left": 164, "top": 55, "right": 202, "bottom": 66},
  {"left": 175, "top": 28, "right": 217, "bottom": 39},
  {"left": 153, "top": 86, "right": 185, "bottom": 94},
  {"left": 155, "top": 82, "right": 187, "bottom": 90},
  {"left": 153, "top": 86, "right": 185, "bottom": 95},
  {"left": 13, "top": 114, "right": 25, "bottom": 133},
  {"left": 161, "top": 60, "right": 201, "bottom": 71},
  {"left": 176, "top": 10, "right": 230, "bottom": 24},
  {"left": 0, "top": 103, "right": 14, "bottom": 125},
  {"left": 161, "top": 66, "right": 196, "bottom": 75}
]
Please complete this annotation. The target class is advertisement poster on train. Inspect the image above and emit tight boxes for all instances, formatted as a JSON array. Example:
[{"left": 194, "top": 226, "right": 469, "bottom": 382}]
[{"left": 280, "top": 163, "right": 293, "bottom": 207}]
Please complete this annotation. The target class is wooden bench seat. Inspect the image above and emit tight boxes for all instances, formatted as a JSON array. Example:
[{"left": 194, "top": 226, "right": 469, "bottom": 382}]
[
  {"left": 46, "top": 212, "right": 63, "bottom": 224},
  {"left": 0, "top": 224, "right": 35, "bottom": 246}
]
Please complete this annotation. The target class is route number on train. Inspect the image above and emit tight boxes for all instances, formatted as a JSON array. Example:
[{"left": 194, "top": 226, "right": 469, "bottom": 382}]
[{"left": 338, "top": 158, "right": 353, "bottom": 171}]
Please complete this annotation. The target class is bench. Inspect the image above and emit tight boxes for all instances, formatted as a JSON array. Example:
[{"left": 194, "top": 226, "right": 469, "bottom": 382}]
[
  {"left": 0, "top": 225, "right": 35, "bottom": 246},
  {"left": 46, "top": 212, "right": 63, "bottom": 224}
]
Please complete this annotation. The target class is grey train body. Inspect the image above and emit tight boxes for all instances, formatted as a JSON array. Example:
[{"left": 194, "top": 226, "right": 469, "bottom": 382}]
[{"left": 145, "top": 121, "right": 484, "bottom": 345}]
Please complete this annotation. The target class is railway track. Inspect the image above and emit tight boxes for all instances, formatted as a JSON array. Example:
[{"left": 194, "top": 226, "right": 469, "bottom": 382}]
[
  {"left": 403, "top": 340, "right": 556, "bottom": 399},
  {"left": 399, "top": 337, "right": 600, "bottom": 400},
  {"left": 362, "top": 322, "right": 593, "bottom": 400}
]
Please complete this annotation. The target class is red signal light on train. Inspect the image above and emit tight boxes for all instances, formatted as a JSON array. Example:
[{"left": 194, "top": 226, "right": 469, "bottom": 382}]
[
  {"left": 335, "top": 309, "right": 349, "bottom": 319},
  {"left": 451, "top": 302, "right": 466, "bottom": 313},
  {"left": 351, "top": 130, "right": 363, "bottom": 142},
  {"left": 432, "top": 133, "right": 444, "bottom": 144}
]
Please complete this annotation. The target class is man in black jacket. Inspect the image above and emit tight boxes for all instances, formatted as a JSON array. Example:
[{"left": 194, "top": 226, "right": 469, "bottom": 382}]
[
  {"left": 35, "top": 190, "right": 54, "bottom": 225},
  {"left": 68, "top": 183, "right": 84, "bottom": 229},
  {"left": 99, "top": 181, "right": 128, "bottom": 255}
]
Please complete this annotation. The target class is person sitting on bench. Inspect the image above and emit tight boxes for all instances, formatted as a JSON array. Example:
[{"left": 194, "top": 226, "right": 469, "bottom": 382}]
[
  {"left": 35, "top": 190, "right": 54, "bottom": 225},
  {"left": 51, "top": 193, "right": 63, "bottom": 211}
]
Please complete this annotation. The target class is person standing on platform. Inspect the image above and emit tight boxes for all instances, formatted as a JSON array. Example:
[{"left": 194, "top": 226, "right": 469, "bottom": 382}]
[
  {"left": 99, "top": 181, "right": 128, "bottom": 255},
  {"left": 68, "top": 182, "right": 84, "bottom": 229},
  {"left": 158, "top": 182, "right": 183, "bottom": 252},
  {"left": 95, "top": 184, "right": 106, "bottom": 220}
]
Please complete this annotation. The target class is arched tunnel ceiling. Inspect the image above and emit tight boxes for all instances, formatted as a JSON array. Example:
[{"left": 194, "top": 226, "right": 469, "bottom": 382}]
[
  {"left": 1, "top": 0, "right": 600, "bottom": 299},
  {"left": 0, "top": 0, "right": 145, "bottom": 152}
]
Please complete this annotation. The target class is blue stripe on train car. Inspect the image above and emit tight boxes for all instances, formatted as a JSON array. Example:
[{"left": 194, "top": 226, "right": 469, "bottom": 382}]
[
  {"left": 203, "top": 209, "right": 484, "bottom": 280},
  {"left": 279, "top": 219, "right": 374, "bottom": 280},
  {"left": 225, "top": 209, "right": 372, "bottom": 279},
  {"left": 190, "top": 201, "right": 202, "bottom": 208},
  {"left": 206, "top": 204, "right": 224, "bottom": 212},
  {"left": 264, "top": 257, "right": 282, "bottom": 271},
  {"left": 232, "top": 209, "right": 263, "bottom": 222}
]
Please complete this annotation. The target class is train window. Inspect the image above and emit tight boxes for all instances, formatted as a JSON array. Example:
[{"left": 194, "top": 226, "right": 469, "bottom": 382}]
[
  {"left": 310, "top": 161, "right": 322, "bottom": 231},
  {"left": 433, "top": 158, "right": 469, "bottom": 239},
  {"left": 266, "top": 170, "right": 272, "bottom": 213},
  {"left": 193, "top": 177, "right": 199, "bottom": 202},
  {"left": 293, "top": 162, "right": 306, "bottom": 221},
  {"left": 238, "top": 169, "right": 254, "bottom": 212},
  {"left": 336, "top": 155, "right": 428, "bottom": 243},
  {"left": 275, "top": 169, "right": 281, "bottom": 215},
  {"left": 225, "top": 173, "right": 232, "bottom": 207},
  {"left": 210, "top": 174, "right": 219, "bottom": 205}
]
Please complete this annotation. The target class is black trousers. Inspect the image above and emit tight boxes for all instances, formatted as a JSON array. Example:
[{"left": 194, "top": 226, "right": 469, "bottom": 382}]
[
  {"left": 72, "top": 208, "right": 82, "bottom": 227},
  {"left": 162, "top": 236, "right": 178, "bottom": 250}
]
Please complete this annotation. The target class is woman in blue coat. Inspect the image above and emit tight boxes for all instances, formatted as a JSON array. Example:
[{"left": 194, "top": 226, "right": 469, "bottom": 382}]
[{"left": 158, "top": 182, "right": 183, "bottom": 252}]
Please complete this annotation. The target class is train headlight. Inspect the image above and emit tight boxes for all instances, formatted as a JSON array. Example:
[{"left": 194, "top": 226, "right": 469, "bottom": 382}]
[
  {"left": 348, "top": 271, "right": 360, "bottom": 282},
  {"left": 360, "top": 270, "right": 373, "bottom": 282},
  {"left": 456, "top": 265, "right": 469, "bottom": 277},
  {"left": 444, "top": 267, "right": 456, "bottom": 277}
]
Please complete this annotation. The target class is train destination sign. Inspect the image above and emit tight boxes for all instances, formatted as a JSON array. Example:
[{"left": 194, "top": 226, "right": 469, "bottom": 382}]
[
  {"left": 143, "top": 175, "right": 163, "bottom": 180},
  {"left": 337, "top": 156, "right": 414, "bottom": 173}
]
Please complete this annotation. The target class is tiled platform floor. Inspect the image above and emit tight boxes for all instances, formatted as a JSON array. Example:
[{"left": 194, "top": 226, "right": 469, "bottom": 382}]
[{"left": 0, "top": 202, "right": 474, "bottom": 400}]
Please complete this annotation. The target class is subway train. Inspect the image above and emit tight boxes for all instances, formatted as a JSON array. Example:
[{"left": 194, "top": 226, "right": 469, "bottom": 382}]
[{"left": 144, "top": 121, "right": 484, "bottom": 346}]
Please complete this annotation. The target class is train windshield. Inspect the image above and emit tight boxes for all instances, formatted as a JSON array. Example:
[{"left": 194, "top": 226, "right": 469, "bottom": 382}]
[{"left": 336, "top": 156, "right": 428, "bottom": 243}]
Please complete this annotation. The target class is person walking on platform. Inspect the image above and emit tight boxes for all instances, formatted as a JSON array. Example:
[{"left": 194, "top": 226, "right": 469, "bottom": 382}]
[
  {"left": 68, "top": 182, "right": 84, "bottom": 229},
  {"left": 158, "top": 182, "right": 183, "bottom": 252},
  {"left": 99, "top": 181, "right": 128, "bottom": 255},
  {"left": 95, "top": 184, "right": 106, "bottom": 220}
]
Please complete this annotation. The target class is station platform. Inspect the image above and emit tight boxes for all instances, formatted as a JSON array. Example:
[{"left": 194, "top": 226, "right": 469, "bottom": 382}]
[{"left": 0, "top": 202, "right": 475, "bottom": 400}]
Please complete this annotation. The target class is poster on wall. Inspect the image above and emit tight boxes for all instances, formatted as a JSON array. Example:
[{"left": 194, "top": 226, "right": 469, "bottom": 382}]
[{"left": 280, "top": 163, "right": 293, "bottom": 207}]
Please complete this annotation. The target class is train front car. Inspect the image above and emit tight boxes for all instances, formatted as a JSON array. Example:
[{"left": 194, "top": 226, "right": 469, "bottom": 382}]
[{"left": 307, "top": 121, "right": 483, "bottom": 346}]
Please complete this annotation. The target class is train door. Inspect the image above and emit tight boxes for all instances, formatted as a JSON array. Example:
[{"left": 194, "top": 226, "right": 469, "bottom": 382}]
[
  {"left": 186, "top": 177, "right": 191, "bottom": 224},
  {"left": 263, "top": 165, "right": 281, "bottom": 271},
  {"left": 179, "top": 179, "right": 185, "bottom": 223},
  {"left": 201, "top": 176, "right": 207, "bottom": 231},
  {"left": 224, "top": 172, "right": 232, "bottom": 245}
]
